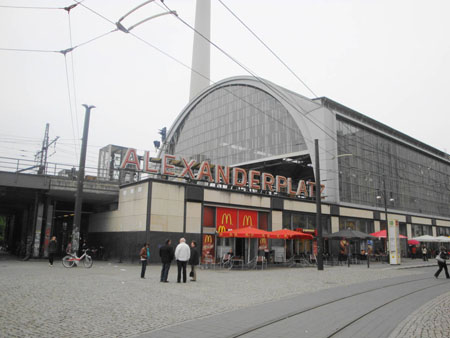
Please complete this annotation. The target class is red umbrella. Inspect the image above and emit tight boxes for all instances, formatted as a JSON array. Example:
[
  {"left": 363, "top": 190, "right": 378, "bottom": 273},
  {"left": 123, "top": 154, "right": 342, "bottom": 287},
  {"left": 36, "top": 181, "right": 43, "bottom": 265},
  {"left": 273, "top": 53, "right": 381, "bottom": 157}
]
[
  {"left": 268, "top": 229, "right": 314, "bottom": 240},
  {"left": 408, "top": 239, "right": 420, "bottom": 245},
  {"left": 370, "top": 230, "right": 407, "bottom": 239},
  {"left": 219, "top": 227, "right": 271, "bottom": 238}
]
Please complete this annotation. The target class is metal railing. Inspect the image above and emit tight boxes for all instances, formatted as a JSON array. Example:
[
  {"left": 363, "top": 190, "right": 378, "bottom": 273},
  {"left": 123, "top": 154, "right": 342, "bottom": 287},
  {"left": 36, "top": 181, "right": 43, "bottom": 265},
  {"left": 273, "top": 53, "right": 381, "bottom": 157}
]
[{"left": 0, "top": 156, "right": 104, "bottom": 181}]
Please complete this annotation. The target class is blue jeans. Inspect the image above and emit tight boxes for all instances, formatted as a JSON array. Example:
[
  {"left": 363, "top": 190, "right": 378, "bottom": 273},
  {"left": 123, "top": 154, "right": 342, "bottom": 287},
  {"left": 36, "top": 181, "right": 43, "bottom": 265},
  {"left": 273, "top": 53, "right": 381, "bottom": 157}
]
[{"left": 160, "top": 263, "right": 171, "bottom": 281}]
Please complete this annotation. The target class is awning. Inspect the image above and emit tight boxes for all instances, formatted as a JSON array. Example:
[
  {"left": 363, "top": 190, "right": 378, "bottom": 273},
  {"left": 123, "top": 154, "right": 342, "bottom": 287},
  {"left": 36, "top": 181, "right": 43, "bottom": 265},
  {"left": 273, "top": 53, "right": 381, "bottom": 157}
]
[
  {"left": 370, "top": 230, "right": 407, "bottom": 239},
  {"left": 411, "top": 235, "right": 440, "bottom": 242},
  {"left": 218, "top": 227, "right": 271, "bottom": 238},
  {"left": 268, "top": 229, "right": 313, "bottom": 240}
]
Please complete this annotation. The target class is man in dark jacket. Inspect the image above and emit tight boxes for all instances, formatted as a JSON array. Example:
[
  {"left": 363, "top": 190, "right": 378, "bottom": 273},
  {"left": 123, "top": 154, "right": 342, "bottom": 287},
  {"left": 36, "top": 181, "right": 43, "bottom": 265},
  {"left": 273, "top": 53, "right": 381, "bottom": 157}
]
[
  {"left": 159, "top": 239, "right": 174, "bottom": 282},
  {"left": 189, "top": 240, "right": 200, "bottom": 282},
  {"left": 48, "top": 236, "right": 57, "bottom": 266},
  {"left": 434, "top": 247, "right": 450, "bottom": 279}
]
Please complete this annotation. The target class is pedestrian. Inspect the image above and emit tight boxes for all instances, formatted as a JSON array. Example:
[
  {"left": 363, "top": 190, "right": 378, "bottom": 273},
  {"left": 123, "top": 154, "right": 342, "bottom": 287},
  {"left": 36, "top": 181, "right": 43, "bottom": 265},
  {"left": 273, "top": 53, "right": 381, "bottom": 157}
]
[
  {"left": 48, "top": 236, "right": 57, "bottom": 266},
  {"left": 159, "top": 239, "right": 174, "bottom": 283},
  {"left": 422, "top": 245, "right": 428, "bottom": 261},
  {"left": 174, "top": 238, "right": 190, "bottom": 283},
  {"left": 66, "top": 240, "right": 72, "bottom": 255},
  {"left": 411, "top": 245, "right": 417, "bottom": 259},
  {"left": 139, "top": 243, "right": 149, "bottom": 279},
  {"left": 434, "top": 246, "right": 450, "bottom": 279},
  {"left": 189, "top": 240, "right": 199, "bottom": 282}
]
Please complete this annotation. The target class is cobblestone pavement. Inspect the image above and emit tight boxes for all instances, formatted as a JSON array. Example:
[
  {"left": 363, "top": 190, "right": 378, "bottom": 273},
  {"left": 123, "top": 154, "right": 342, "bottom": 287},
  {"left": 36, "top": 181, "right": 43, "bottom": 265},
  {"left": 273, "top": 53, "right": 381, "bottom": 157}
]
[
  {"left": 0, "top": 255, "right": 435, "bottom": 337},
  {"left": 389, "top": 290, "right": 450, "bottom": 338}
]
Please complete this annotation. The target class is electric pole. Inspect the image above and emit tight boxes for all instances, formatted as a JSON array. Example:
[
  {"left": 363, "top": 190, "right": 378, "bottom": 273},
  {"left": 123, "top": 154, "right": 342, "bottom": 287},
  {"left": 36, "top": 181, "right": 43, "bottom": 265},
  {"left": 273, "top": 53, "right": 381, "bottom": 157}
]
[
  {"left": 36, "top": 123, "right": 59, "bottom": 174},
  {"left": 315, "top": 139, "right": 324, "bottom": 270},
  {"left": 72, "top": 104, "right": 95, "bottom": 254}
]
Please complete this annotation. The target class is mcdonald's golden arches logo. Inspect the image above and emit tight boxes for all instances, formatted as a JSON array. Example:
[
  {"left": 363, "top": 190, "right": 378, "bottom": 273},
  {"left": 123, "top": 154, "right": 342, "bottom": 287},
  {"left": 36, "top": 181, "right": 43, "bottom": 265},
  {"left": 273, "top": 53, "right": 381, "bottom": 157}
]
[
  {"left": 242, "top": 215, "right": 253, "bottom": 227},
  {"left": 204, "top": 235, "right": 213, "bottom": 243},
  {"left": 217, "top": 225, "right": 227, "bottom": 233},
  {"left": 260, "top": 238, "right": 266, "bottom": 245},
  {"left": 221, "top": 213, "right": 233, "bottom": 226}
]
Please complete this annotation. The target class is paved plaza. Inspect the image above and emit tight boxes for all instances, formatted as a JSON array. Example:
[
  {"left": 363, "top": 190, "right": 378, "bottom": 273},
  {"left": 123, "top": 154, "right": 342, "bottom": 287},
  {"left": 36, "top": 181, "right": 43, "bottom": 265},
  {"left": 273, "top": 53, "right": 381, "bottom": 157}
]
[{"left": 0, "top": 254, "right": 447, "bottom": 337}]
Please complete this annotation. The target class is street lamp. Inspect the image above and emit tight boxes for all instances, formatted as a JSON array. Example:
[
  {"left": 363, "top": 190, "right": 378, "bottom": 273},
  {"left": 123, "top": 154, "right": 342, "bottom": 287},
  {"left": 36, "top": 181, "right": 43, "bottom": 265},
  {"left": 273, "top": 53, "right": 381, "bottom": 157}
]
[{"left": 376, "top": 179, "right": 394, "bottom": 263}]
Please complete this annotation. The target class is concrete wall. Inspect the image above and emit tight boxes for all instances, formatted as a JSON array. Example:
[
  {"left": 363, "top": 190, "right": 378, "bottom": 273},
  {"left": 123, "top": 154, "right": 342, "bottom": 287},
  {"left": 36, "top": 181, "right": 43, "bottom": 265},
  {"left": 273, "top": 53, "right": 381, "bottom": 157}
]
[{"left": 89, "top": 182, "right": 148, "bottom": 232}]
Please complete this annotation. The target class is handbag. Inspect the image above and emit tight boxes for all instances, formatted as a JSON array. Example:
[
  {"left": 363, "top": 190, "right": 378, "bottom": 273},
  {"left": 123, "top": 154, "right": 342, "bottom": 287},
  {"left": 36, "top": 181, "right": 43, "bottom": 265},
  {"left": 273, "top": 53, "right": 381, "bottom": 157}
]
[
  {"left": 436, "top": 254, "right": 445, "bottom": 263},
  {"left": 189, "top": 271, "right": 194, "bottom": 277}
]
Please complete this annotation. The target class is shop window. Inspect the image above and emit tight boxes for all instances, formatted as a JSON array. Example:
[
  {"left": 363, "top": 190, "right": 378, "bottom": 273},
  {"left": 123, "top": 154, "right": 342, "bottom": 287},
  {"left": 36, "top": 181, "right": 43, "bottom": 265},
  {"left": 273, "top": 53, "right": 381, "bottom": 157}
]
[
  {"left": 259, "top": 212, "right": 269, "bottom": 231},
  {"left": 203, "top": 206, "right": 215, "bottom": 227}
]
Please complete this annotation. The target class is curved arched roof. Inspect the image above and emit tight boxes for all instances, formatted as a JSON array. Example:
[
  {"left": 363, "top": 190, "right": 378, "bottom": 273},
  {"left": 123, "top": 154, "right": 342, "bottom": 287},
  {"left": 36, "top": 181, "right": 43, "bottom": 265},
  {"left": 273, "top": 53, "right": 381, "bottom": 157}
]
[{"left": 163, "top": 76, "right": 327, "bottom": 166}]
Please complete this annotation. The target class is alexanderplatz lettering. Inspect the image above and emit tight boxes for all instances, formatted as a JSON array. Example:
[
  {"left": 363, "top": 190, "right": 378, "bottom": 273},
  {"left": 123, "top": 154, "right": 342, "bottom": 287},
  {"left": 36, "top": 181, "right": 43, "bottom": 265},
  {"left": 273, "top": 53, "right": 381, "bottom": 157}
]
[{"left": 120, "top": 148, "right": 325, "bottom": 198}]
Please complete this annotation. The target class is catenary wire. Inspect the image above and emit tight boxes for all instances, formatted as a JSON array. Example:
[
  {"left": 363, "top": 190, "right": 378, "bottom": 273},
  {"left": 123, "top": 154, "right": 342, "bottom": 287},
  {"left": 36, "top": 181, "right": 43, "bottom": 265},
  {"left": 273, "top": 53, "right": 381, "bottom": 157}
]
[
  {"left": 217, "top": 0, "right": 318, "bottom": 98},
  {"left": 5, "top": 1, "right": 448, "bottom": 203}
]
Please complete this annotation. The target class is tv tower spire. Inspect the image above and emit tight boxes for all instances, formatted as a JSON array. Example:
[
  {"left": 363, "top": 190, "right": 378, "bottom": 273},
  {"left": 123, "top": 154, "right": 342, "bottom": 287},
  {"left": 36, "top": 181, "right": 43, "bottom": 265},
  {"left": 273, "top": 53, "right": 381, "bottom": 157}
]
[{"left": 189, "top": 0, "right": 211, "bottom": 100}]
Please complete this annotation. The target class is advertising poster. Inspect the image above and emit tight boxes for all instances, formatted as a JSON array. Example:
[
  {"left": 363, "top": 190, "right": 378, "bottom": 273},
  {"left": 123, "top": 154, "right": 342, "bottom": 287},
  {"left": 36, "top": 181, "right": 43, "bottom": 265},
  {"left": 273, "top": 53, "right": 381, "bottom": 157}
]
[
  {"left": 388, "top": 219, "right": 401, "bottom": 265},
  {"left": 201, "top": 234, "right": 215, "bottom": 264},
  {"left": 216, "top": 207, "right": 237, "bottom": 234}
]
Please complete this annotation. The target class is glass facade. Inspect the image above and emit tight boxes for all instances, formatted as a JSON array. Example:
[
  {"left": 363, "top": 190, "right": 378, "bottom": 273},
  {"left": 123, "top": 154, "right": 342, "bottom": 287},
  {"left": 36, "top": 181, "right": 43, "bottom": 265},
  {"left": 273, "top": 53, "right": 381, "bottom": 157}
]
[
  {"left": 337, "top": 117, "right": 450, "bottom": 218},
  {"left": 167, "top": 85, "right": 307, "bottom": 166},
  {"left": 283, "top": 211, "right": 331, "bottom": 234},
  {"left": 339, "top": 217, "right": 374, "bottom": 234}
]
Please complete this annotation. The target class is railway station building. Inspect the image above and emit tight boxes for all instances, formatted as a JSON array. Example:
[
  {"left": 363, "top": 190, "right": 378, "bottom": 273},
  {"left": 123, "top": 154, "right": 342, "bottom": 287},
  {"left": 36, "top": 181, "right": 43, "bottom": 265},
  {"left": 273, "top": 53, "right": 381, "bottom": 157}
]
[{"left": 88, "top": 76, "right": 450, "bottom": 263}]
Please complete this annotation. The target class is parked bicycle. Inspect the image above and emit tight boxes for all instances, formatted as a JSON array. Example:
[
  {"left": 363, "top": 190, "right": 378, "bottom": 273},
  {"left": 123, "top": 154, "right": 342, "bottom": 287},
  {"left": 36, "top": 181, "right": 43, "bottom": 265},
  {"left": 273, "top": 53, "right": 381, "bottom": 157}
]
[{"left": 62, "top": 249, "right": 93, "bottom": 268}]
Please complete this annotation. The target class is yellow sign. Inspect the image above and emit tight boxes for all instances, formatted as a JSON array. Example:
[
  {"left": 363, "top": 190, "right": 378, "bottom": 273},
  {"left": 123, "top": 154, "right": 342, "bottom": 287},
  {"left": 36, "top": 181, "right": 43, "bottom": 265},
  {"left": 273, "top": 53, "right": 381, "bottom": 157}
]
[
  {"left": 204, "top": 235, "right": 212, "bottom": 243},
  {"left": 242, "top": 215, "right": 253, "bottom": 227},
  {"left": 217, "top": 225, "right": 227, "bottom": 233},
  {"left": 221, "top": 213, "right": 233, "bottom": 226}
]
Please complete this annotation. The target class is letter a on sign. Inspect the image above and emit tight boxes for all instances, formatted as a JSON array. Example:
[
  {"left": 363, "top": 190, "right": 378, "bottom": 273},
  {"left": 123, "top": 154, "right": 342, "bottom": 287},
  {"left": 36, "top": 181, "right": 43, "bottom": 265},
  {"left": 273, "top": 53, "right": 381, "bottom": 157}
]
[{"left": 120, "top": 148, "right": 140, "bottom": 170}]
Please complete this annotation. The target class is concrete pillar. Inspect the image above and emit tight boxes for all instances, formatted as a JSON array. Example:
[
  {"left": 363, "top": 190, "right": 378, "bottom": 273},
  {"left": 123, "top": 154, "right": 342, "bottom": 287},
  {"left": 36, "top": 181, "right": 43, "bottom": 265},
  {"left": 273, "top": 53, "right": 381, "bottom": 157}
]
[{"left": 331, "top": 216, "right": 339, "bottom": 233}]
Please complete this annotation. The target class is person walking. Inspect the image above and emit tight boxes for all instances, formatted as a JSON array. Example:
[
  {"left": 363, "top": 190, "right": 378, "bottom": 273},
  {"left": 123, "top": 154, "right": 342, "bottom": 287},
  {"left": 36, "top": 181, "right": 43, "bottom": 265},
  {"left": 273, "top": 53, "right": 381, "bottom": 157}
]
[
  {"left": 174, "top": 238, "right": 190, "bottom": 283},
  {"left": 48, "top": 236, "right": 57, "bottom": 266},
  {"left": 189, "top": 240, "right": 199, "bottom": 282},
  {"left": 434, "top": 247, "right": 450, "bottom": 279},
  {"left": 139, "top": 243, "right": 149, "bottom": 279},
  {"left": 159, "top": 239, "right": 174, "bottom": 283},
  {"left": 422, "top": 245, "right": 428, "bottom": 261},
  {"left": 411, "top": 245, "right": 417, "bottom": 259}
]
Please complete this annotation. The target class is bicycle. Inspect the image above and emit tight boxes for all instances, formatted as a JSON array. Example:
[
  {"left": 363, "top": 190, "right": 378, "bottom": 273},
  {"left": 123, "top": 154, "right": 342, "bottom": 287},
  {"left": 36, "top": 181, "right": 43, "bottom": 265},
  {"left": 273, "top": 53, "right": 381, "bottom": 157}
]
[{"left": 62, "top": 249, "right": 93, "bottom": 268}]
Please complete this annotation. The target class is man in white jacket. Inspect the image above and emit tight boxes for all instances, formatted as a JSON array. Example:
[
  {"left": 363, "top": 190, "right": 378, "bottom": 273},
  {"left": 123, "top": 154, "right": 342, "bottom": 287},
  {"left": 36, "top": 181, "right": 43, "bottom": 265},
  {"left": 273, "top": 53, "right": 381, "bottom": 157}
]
[{"left": 174, "top": 238, "right": 191, "bottom": 283}]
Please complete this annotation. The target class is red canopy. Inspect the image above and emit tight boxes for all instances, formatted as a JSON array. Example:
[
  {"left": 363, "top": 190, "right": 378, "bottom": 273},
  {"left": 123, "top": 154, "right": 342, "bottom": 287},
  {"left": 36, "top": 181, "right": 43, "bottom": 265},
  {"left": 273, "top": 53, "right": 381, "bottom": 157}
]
[
  {"left": 408, "top": 239, "right": 420, "bottom": 245},
  {"left": 370, "top": 230, "right": 407, "bottom": 239},
  {"left": 219, "top": 227, "right": 271, "bottom": 238},
  {"left": 268, "top": 229, "right": 314, "bottom": 240}
]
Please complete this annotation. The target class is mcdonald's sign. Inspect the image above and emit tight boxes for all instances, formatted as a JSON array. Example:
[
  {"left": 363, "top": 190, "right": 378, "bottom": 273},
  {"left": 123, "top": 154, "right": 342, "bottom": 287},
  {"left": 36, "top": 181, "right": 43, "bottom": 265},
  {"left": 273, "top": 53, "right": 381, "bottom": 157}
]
[
  {"left": 239, "top": 210, "right": 257, "bottom": 228},
  {"left": 217, "top": 225, "right": 227, "bottom": 234},
  {"left": 216, "top": 207, "right": 237, "bottom": 232},
  {"left": 259, "top": 237, "right": 268, "bottom": 250},
  {"left": 204, "top": 235, "right": 213, "bottom": 243}
]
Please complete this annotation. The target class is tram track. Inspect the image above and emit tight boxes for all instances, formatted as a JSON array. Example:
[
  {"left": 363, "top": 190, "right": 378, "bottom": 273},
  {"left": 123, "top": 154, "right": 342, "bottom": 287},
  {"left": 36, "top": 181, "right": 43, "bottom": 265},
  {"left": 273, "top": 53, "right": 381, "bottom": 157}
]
[{"left": 228, "top": 276, "right": 443, "bottom": 338}]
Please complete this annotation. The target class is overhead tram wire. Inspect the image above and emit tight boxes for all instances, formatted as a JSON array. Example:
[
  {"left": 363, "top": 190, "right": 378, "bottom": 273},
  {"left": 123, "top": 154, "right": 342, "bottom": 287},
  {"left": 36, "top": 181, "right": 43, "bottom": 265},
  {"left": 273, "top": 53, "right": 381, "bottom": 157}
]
[
  {"left": 0, "top": 5, "right": 63, "bottom": 10},
  {"left": 160, "top": 1, "right": 339, "bottom": 158},
  {"left": 217, "top": 0, "right": 318, "bottom": 98},
  {"left": 65, "top": 4, "right": 81, "bottom": 145},
  {"left": 72, "top": 1, "right": 336, "bottom": 160},
  {"left": 160, "top": 0, "right": 443, "bottom": 176},
  {"left": 73, "top": 0, "right": 448, "bottom": 187}
]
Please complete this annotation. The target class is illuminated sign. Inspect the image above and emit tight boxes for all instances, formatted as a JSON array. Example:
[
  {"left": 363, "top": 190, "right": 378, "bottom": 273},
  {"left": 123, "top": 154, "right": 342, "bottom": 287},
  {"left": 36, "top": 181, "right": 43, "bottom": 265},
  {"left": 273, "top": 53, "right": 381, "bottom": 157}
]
[
  {"left": 217, "top": 208, "right": 237, "bottom": 232},
  {"left": 120, "top": 150, "right": 325, "bottom": 198},
  {"left": 239, "top": 210, "right": 257, "bottom": 228},
  {"left": 243, "top": 215, "right": 253, "bottom": 227}
]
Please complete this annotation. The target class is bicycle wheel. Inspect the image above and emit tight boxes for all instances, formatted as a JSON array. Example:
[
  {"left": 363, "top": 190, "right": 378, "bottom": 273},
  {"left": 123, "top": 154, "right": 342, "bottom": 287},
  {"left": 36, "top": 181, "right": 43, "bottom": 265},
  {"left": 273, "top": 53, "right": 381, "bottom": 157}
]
[
  {"left": 83, "top": 255, "right": 93, "bottom": 268},
  {"left": 62, "top": 255, "right": 75, "bottom": 268}
]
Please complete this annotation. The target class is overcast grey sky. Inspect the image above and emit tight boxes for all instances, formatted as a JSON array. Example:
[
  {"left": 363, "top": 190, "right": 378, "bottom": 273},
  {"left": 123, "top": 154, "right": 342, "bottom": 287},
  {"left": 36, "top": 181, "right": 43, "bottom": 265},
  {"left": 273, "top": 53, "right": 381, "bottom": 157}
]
[{"left": 1, "top": 0, "right": 449, "bottom": 171}]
